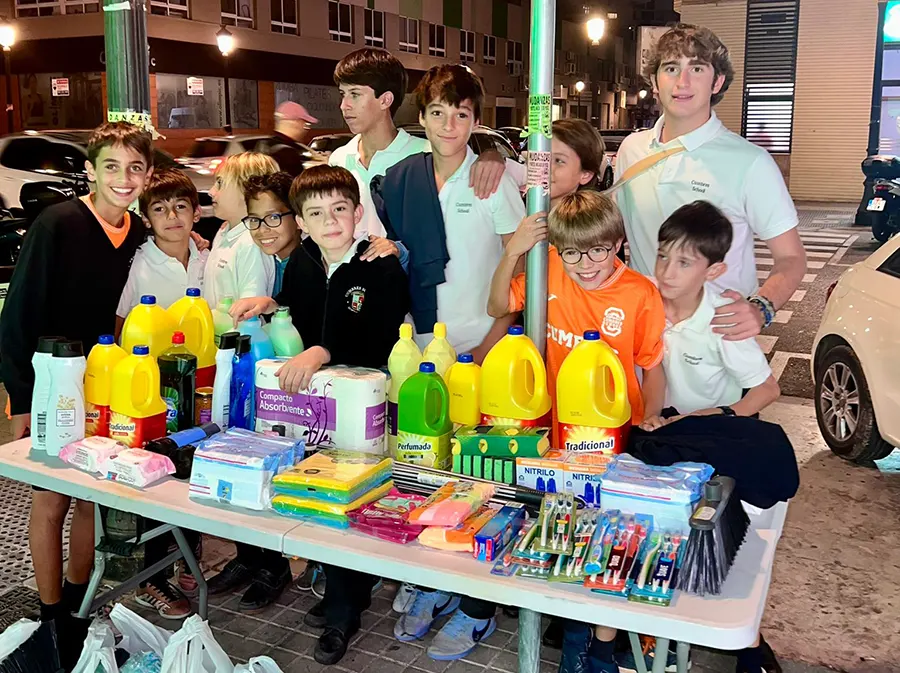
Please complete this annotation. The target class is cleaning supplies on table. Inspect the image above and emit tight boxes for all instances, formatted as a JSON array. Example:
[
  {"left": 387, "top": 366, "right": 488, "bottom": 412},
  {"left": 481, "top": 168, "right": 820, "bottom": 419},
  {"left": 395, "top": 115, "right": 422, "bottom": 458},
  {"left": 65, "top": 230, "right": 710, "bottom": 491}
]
[
  {"left": 473, "top": 502, "right": 528, "bottom": 562},
  {"left": 446, "top": 354, "right": 481, "bottom": 427},
  {"left": 109, "top": 346, "right": 167, "bottom": 449},
  {"left": 45, "top": 340, "right": 87, "bottom": 457},
  {"left": 547, "top": 508, "right": 601, "bottom": 584},
  {"left": 84, "top": 335, "right": 127, "bottom": 438},
  {"left": 59, "top": 436, "right": 126, "bottom": 473},
  {"left": 515, "top": 450, "right": 566, "bottom": 493},
  {"left": 211, "top": 332, "right": 238, "bottom": 429},
  {"left": 103, "top": 448, "right": 176, "bottom": 488},
  {"left": 628, "top": 530, "right": 685, "bottom": 607},
  {"left": 272, "top": 481, "right": 393, "bottom": 528},
  {"left": 563, "top": 453, "right": 613, "bottom": 506},
  {"left": 407, "top": 481, "right": 495, "bottom": 527},
  {"left": 211, "top": 296, "right": 235, "bottom": 346},
  {"left": 452, "top": 425, "right": 550, "bottom": 486},
  {"left": 229, "top": 335, "right": 255, "bottom": 430},
  {"left": 557, "top": 330, "right": 632, "bottom": 455},
  {"left": 422, "top": 322, "right": 456, "bottom": 378},
  {"left": 533, "top": 492, "right": 577, "bottom": 555},
  {"left": 158, "top": 332, "right": 197, "bottom": 433},
  {"left": 188, "top": 428, "right": 303, "bottom": 510},
  {"left": 238, "top": 316, "right": 276, "bottom": 361},
  {"left": 30, "top": 336, "right": 63, "bottom": 451},
  {"left": 490, "top": 519, "right": 554, "bottom": 578},
  {"left": 255, "top": 360, "right": 387, "bottom": 453},
  {"left": 273, "top": 449, "right": 393, "bottom": 503},
  {"left": 387, "top": 324, "right": 422, "bottom": 457},
  {"left": 396, "top": 362, "right": 452, "bottom": 469},
  {"left": 268, "top": 307, "right": 304, "bottom": 357},
  {"left": 583, "top": 511, "right": 654, "bottom": 596},
  {"left": 121, "top": 295, "right": 177, "bottom": 358},
  {"left": 167, "top": 288, "right": 217, "bottom": 387},
  {"left": 347, "top": 491, "right": 428, "bottom": 544},
  {"left": 480, "top": 326, "right": 551, "bottom": 427},
  {"left": 418, "top": 503, "right": 500, "bottom": 552},
  {"left": 145, "top": 423, "right": 220, "bottom": 480}
]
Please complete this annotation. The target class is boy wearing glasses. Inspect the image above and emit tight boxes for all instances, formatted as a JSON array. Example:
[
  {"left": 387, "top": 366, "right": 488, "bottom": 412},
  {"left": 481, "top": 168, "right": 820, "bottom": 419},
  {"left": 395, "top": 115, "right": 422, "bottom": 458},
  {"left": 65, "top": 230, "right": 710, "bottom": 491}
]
[
  {"left": 244, "top": 172, "right": 301, "bottom": 296},
  {"left": 489, "top": 190, "right": 667, "bottom": 449}
]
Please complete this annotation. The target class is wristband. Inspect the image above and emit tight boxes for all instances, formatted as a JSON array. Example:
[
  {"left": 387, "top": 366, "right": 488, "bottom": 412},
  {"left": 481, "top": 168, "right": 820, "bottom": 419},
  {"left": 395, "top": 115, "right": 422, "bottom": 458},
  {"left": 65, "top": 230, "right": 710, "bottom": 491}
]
[
  {"left": 718, "top": 406, "right": 736, "bottom": 417},
  {"left": 748, "top": 295, "right": 775, "bottom": 329}
]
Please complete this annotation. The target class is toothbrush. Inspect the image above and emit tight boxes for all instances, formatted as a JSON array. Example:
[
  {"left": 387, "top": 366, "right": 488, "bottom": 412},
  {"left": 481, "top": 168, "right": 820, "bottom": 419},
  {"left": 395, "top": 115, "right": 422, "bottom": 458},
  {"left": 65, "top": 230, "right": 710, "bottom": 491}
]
[
  {"left": 539, "top": 496, "right": 556, "bottom": 548},
  {"left": 637, "top": 532, "right": 662, "bottom": 589}
]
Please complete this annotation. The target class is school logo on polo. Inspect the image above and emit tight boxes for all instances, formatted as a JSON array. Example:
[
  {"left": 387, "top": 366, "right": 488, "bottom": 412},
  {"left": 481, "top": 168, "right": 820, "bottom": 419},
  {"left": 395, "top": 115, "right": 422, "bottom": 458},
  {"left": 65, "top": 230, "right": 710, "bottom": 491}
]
[
  {"left": 601, "top": 307, "right": 625, "bottom": 337},
  {"left": 346, "top": 286, "right": 366, "bottom": 313},
  {"left": 455, "top": 201, "right": 473, "bottom": 214}
]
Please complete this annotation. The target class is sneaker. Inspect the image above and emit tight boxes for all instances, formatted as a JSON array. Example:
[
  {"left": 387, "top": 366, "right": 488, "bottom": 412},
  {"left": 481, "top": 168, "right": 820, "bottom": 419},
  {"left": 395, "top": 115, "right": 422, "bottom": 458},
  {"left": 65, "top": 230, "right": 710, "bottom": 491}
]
[
  {"left": 206, "top": 558, "right": 253, "bottom": 596},
  {"left": 295, "top": 562, "right": 318, "bottom": 591},
  {"left": 135, "top": 581, "right": 192, "bottom": 620},
  {"left": 735, "top": 636, "right": 782, "bottom": 673},
  {"left": 426, "top": 611, "right": 497, "bottom": 661},
  {"left": 617, "top": 648, "right": 685, "bottom": 673},
  {"left": 393, "top": 590, "right": 460, "bottom": 642},
  {"left": 311, "top": 566, "right": 326, "bottom": 599},
  {"left": 238, "top": 566, "right": 292, "bottom": 614},
  {"left": 392, "top": 582, "right": 417, "bottom": 614}
]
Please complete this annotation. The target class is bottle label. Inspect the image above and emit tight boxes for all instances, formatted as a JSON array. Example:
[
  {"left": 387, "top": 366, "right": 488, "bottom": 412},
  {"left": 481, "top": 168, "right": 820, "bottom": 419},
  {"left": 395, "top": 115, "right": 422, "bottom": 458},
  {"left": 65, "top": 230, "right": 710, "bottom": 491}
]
[
  {"left": 396, "top": 431, "right": 451, "bottom": 470},
  {"left": 109, "top": 411, "right": 168, "bottom": 448},
  {"left": 162, "top": 386, "right": 180, "bottom": 433},
  {"left": 85, "top": 402, "right": 110, "bottom": 438},
  {"left": 56, "top": 409, "right": 75, "bottom": 428},
  {"left": 559, "top": 423, "right": 629, "bottom": 455},
  {"left": 36, "top": 411, "right": 47, "bottom": 444}
]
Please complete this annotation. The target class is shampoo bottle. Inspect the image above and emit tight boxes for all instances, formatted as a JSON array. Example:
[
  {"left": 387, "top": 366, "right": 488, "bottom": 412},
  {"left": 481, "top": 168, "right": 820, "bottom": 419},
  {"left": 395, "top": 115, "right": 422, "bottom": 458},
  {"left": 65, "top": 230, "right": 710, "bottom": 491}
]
[
  {"left": 30, "top": 336, "right": 63, "bottom": 451},
  {"left": 45, "top": 340, "right": 87, "bottom": 456}
]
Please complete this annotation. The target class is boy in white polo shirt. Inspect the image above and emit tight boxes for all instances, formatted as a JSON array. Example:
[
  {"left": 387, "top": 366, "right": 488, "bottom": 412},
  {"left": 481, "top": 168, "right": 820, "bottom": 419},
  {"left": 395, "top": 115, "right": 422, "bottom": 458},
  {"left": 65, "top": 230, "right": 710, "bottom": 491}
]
[
  {"left": 116, "top": 168, "right": 208, "bottom": 325},
  {"left": 615, "top": 23, "right": 806, "bottom": 343}
]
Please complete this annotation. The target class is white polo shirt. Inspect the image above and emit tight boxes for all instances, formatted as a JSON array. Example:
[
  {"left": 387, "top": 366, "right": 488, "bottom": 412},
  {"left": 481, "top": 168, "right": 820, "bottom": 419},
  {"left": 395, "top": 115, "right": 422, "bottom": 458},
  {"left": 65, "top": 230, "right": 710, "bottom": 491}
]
[
  {"left": 663, "top": 284, "right": 772, "bottom": 413},
  {"left": 412, "top": 147, "right": 525, "bottom": 353},
  {"left": 116, "top": 238, "right": 209, "bottom": 317},
  {"left": 326, "top": 237, "right": 366, "bottom": 278},
  {"left": 202, "top": 223, "right": 275, "bottom": 308},
  {"left": 615, "top": 112, "right": 799, "bottom": 297},
  {"left": 329, "top": 129, "right": 429, "bottom": 239}
]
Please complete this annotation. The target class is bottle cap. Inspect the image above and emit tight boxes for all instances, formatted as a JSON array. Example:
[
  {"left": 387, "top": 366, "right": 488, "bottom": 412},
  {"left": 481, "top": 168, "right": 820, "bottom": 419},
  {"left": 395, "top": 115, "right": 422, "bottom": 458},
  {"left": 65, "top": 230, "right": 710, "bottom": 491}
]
[
  {"left": 584, "top": 330, "right": 600, "bottom": 341},
  {"left": 98, "top": 334, "right": 115, "bottom": 346},
  {"left": 52, "top": 340, "right": 83, "bottom": 358},
  {"left": 458, "top": 353, "right": 474, "bottom": 363},
  {"left": 399, "top": 323, "right": 413, "bottom": 339},
  {"left": 419, "top": 362, "right": 436, "bottom": 373},
  {"left": 172, "top": 331, "right": 185, "bottom": 345},
  {"left": 140, "top": 295, "right": 157, "bottom": 305},
  {"left": 508, "top": 325, "right": 524, "bottom": 336},
  {"left": 186, "top": 288, "right": 201, "bottom": 297},
  {"left": 219, "top": 332, "right": 239, "bottom": 350},
  {"left": 275, "top": 306, "right": 290, "bottom": 317},
  {"left": 37, "top": 336, "right": 64, "bottom": 354},
  {"left": 133, "top": 345, "right": 150, "bottom": 355},
  {"left": 236, "top": 335, "right": 251, "bottom": 355},
  {"left": 433, "top": 323, "right": 447, "bottom": 339}
]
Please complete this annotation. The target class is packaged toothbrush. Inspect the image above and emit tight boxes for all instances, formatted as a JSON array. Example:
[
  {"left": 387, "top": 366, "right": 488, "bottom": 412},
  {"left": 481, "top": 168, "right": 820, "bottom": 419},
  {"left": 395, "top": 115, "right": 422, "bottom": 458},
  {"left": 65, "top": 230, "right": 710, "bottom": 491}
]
[
  {"left": 584, "top": 513, "right": 653, "bottom": 597},
  {"left": 347, "top": 490, "right": 428, "bottom": 544},
  {"left": 548, "top": 508, "right": 601, "bottom": 584},
  {"left": 627, "top": 531, "right": 685, "bottom": 607},
  {"left": 516, "top": 562, "right": 553, "bottom": 580},
  {"left": 532, "top": 492, "right": 577, "bottom": 555},
  {"left": 407, "top": 481, "right": 495, "bottom": 527},
  {"left": 584, "top": 510, "right": 621, "bottom": 575}
]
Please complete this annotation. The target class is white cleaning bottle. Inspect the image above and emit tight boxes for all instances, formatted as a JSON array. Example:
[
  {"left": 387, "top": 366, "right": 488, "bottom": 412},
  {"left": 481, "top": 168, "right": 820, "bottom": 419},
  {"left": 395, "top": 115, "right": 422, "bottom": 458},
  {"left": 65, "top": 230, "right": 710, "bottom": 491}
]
[
  {"left": 423, "top": 322, "right": 456, "bottom": 379},
  {"left": 45, "top": 340, "right": 87, "bottom": 457},
  {"left": 212, "top": 331, "right": 239, "bottom": 429},
  {"left": 30, "top": 336, "right": 64, "bottom": 451}
]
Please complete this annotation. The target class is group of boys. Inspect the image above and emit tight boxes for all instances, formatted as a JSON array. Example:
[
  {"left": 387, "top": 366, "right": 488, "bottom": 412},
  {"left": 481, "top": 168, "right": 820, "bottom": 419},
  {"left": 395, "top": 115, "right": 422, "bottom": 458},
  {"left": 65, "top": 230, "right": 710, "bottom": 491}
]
[{"left": 0, "top": 21, "right": 801, "bottom": 673}]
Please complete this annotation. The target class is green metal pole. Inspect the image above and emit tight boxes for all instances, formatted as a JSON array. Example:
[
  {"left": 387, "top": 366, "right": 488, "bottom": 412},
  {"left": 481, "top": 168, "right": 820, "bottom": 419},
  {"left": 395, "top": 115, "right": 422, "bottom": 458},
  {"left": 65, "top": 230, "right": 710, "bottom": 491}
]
[
  {"left": 103, "top": 0, "right": 153, "bottom": 130},
  {"left": 523, "top": 0, "right": 555, "bottom": 358}
]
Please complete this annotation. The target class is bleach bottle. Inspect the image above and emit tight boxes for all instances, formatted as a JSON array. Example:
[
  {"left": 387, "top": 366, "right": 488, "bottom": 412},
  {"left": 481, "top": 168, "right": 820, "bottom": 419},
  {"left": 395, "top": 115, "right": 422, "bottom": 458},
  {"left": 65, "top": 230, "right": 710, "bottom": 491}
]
[
  {"left": 121, "top": 295, "right": 176, "bottom": 358},
  {"left": 445, "top": 353, "right": 482, "bottom": 427},
  {"left": 229, "top": 335, "right": 255, "bottom": 430},
  {"left": 30, "top": 336, "right": 63, "bottom": 451},
  {"left": 480, "top": 326, "right": 551, "bottom": 427},
  {"left": 211, "top": 296, "right": 235, "bottom": 346},
  {"left": 84, "top": 335, "right": 127, "bottom": 438},
  {"left": 422, "top": 322, "right": 456, "bottom": 378},
  {"left": 238, "top": 316, "right": 276, "bottom": 361},
  {"left": 167, "top": 288, "right": 217, "bottom": 387},
  {"left": 268, "top": 307, "right": 304, "bottom": 357},
  {"left": 109, "top": 346, "right": 167, "bottom": 448},
  {"left": 387, "top": 323, "right": 422, "bottom": 457},
  {"left": 45, "top": 340, "right": 87, "bottom": 457},
  {"left": 396, "top": 362, "right": 453, "bottom": 469},
  {"left": 556, "top": 330, "right": 632, "bottom": 455},
  {"left": 212, "top": 331, "right": 239, "bottom": 429}
]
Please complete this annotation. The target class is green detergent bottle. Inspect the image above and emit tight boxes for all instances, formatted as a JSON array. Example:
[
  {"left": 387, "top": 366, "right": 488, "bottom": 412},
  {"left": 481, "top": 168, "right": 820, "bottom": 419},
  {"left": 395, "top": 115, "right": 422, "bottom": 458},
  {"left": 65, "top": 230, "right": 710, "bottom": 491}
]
[
  {"left": 269, "top": 306, "right": 304, "bottom": 357},
  {"left": 212, "top": 296, "right": 235, "bottom": 346},
  {"left": 396, "top": 362, "right": 453, "bottom": 469}
]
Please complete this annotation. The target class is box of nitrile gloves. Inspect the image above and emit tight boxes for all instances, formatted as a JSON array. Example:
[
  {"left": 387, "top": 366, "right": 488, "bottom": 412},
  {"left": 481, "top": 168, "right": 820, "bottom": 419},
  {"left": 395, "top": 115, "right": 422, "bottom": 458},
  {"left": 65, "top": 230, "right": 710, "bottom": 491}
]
[{"left": 474, "top": 502, "right": 527, "bottom": 562}]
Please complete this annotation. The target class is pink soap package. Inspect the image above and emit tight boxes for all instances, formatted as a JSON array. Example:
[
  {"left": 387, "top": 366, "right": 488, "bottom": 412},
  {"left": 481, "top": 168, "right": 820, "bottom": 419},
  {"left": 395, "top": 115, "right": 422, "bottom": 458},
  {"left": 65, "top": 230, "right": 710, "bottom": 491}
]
[
  {"left": 59, "top": 437, "right": 126, "bottom": 474},
  {"left": 407, "top": 482, "right": 496, "bottom": 528},
  {"left": 347, "top": 490, "right": 428, "bottom": 544},
  {"left": 103, "top": 449, "right": 176, "bottom": 488}
]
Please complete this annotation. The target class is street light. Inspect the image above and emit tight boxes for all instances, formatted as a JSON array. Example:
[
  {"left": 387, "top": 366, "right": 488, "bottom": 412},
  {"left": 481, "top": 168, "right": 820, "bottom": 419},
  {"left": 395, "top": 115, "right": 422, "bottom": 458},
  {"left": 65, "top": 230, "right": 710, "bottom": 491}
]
[
  {"left": 574, "top": 80, "right": 585, "bottom": 93},
  {"left": 586, "top": 17, "right": 605, "bottom": 45},
  {"left": 216, "top": 25, "right": 234, "bottom": 134},
  {"left": 0, "top": 17, "right": 15, "bottom": 134},
  {"left": 638, "top": 89, "right": 648, "bottom": 99}
]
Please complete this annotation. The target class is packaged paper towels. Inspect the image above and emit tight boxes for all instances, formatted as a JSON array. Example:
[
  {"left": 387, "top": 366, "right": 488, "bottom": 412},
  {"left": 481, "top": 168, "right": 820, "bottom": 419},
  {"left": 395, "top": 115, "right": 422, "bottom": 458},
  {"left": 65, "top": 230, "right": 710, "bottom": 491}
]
[{"left": 255, "top": 360, "right": 387, "bottom": 454}]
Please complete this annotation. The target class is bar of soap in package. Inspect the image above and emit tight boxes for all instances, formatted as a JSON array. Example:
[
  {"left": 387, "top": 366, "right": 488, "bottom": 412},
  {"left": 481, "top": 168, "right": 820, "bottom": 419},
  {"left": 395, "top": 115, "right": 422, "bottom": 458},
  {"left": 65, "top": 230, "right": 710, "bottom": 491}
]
[
  {"left": 104, "top": 449, "right": 175, "bottom": 488},
  {"left": 60, "top": 436, "right": 126, "bottom": 474}
]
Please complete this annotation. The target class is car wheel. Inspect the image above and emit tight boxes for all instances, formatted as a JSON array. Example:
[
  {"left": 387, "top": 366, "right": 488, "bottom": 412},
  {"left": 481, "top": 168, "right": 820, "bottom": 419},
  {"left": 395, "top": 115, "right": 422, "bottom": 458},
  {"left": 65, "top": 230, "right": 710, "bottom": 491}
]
[
  {"left": 814, "top": 345, "right": 894, "bottom": 463},
  {"left": 603, "top": 167, "right": 614, "bottom": 190}
]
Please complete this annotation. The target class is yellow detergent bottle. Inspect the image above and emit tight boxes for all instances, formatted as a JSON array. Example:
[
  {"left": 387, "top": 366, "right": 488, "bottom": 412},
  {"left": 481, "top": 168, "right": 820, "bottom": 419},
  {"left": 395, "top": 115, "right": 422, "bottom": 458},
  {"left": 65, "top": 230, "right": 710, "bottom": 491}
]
[
  {"left": 480, "top": 325, "right": 551, "bottom": 427},
  {"left": 423, "top": 322, "right": 456, "bottom": 378},
  {"left": 445, "top": 353, "right": 482, "bottom": 427},
  {"left": 121, "top": 295, "right": 176, "bottom": 358},
  {"left": 167, "top": 288, "right": 218, "bottom": 388},
  {"left": 84, "top": 335, "right": 127, "bottom": 438},
  {"left": 109, "top": 345, "right": 168, "bottom": 448},
  {"left": 387, "top": 324, "right": 422, "bottom": 457},
  {"left": 556, "top": 330, "right": 632, "bottom": 455}
]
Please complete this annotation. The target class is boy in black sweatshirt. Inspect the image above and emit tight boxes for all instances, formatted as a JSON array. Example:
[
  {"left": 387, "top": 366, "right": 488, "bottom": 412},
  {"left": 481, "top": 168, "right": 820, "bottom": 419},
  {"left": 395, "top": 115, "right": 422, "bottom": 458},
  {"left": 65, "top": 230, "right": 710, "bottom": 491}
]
[
  {"left": 0, "top": 122, "right": 153, "bottom": 663},
  {"left": 230, "top": 164, "right": 409, "bottom": 666}
]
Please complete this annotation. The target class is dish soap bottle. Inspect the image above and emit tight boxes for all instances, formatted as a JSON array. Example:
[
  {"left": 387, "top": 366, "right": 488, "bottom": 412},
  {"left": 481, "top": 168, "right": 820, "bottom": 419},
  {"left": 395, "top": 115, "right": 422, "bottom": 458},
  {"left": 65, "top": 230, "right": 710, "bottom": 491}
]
[
  {"left": 423, "top": 322, "right": 456, "bottom": 378},
  {"left": 158, "top": 331, "right": 198, "bottom": 433},
  {"left": 268, "top": 307, "right": 304, "bottom": 357},
  {"left": 396, "top": 362, "right": 453, "bottom": 469}
]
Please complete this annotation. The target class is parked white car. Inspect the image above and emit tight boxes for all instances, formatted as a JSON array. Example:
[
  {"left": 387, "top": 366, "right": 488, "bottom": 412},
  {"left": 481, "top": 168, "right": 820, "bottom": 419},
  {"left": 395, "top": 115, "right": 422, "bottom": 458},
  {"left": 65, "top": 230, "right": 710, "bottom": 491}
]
[{"left": 812, "top": 235, "right": 900, "bottom": 463}]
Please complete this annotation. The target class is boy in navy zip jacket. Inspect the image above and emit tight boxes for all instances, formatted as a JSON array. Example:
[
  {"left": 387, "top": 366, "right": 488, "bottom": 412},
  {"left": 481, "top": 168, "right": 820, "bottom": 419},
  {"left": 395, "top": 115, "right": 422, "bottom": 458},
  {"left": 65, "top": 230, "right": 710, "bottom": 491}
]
[{"left": 230, "top": 164, "right": 408, "bottom": 666}]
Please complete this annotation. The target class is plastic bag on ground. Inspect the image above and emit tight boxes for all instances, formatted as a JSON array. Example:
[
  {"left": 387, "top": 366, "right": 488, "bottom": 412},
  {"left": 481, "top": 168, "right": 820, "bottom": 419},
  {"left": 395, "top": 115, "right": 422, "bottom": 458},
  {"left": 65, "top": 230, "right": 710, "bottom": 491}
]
[
  {"left": 71, "top": 621, "right": 119, "bottom": 673},
  {"left": 110, "top": 603, "right": 173, "bottom": 658},
  {"left": 234, "top": 656, "right": 285, "bottom": 673},
  {"left": 160, "top": 615, "right": 233, "bottom": 673},
  {"left": 0, "top": 619, "right": 40, "bottom": 662}
]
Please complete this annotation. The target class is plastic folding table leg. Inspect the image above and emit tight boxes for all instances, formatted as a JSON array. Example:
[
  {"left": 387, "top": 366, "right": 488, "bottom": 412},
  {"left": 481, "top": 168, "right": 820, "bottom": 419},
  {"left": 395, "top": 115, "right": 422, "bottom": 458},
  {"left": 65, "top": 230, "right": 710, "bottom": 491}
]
[
  {"left": 676, "top": 641, "right": 690, "bottom": 673},
  {"left": 651, "top": 638, "right": 671, "bottom": 673},
  {"left": 172, "top": 526, "right": 207, "bottom": 619},
  {"left": 628, "top": 632, "right": 650, "bottom": 673},
  {"left": 518, "top": 607, "right": 541, "bottom": 673},
  {"left": 78, "top": 503, "right": 108, "bottom": 619}
]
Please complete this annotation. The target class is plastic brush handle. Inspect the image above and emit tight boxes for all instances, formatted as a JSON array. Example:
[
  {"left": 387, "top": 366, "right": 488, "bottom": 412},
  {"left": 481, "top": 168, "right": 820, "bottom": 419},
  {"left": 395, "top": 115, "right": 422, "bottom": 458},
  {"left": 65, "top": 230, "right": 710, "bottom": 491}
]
[{"left": 688, "top": 476, "right": 737, "bottom": 531}]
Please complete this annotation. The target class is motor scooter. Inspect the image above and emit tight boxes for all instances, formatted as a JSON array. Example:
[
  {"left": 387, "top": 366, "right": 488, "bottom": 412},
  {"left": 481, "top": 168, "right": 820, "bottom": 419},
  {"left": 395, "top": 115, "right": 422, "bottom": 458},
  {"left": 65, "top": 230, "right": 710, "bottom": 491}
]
[{"left": 866, "top": 177, "right": 900, "bottom": 243}]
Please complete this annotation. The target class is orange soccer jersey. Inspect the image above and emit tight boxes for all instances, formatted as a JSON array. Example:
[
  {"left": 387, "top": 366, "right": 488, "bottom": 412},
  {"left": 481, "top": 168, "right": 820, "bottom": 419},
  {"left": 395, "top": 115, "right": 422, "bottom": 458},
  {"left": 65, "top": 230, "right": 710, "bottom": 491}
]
[{"left": 509, "top": 250, "right": 665, "bottom": 447}]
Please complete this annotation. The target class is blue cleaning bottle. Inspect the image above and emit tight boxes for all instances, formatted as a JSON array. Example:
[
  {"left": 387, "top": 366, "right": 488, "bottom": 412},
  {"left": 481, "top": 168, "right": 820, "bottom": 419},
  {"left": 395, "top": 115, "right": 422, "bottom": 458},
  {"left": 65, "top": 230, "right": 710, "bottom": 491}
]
[
  {"left": 238, "top": 316, "right": 276, "bottom": 361},
  {"left": 229, "top": 335, "right": 255, "bottom": 430}
]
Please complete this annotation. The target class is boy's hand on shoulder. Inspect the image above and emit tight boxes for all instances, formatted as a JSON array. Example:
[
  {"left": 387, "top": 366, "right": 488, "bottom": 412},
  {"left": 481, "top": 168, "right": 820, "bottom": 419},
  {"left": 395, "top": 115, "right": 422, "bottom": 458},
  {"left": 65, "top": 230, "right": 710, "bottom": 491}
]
[
  {"left": 361, "top": 235, "right": 399, "bottom": 261},
  {"left": 229, "top": 296, "right": 277, "bottom": 326},
  {"left": 190, "top": 231, "right": 210, "bottom": 252},
  {"left": 276, "top": 346, "right": 331, "bottom": 393},
  {"left": 10, "top": 414, "right": 29, "bottom": 440},
  {"left": 506, "top": 213, "right": 548, "bottom": 259},
  {"left": 712, "top": 290, "right": 764, "bottom": 340},
  {"left": 470, "top": 149, "right": 505, "bottom": 199}
]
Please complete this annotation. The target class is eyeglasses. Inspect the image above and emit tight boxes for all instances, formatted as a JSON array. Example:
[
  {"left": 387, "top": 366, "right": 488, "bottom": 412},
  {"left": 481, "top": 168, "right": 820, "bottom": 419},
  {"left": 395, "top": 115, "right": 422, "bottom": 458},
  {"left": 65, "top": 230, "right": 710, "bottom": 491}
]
[
  {"left": 242, "top": 212, "right": 294, "bottom": 230},
  {"left": 559, "top": 245, "right": 613, "bottom": 265}
]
